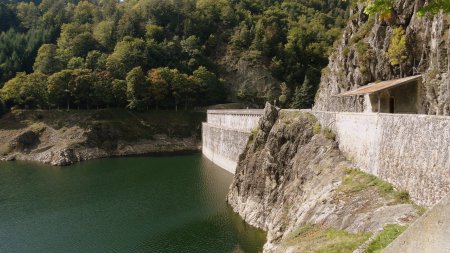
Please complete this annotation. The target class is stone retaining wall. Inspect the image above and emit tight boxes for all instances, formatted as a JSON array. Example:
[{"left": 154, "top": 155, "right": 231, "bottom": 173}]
[{"left": 313, "top": 111, "right": 450, "bottom": 206}]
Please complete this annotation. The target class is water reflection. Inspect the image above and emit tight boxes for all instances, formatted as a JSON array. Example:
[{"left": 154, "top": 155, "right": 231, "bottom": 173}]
[{"left": 0, "top": 154, "right": 265, "bottom": 253}]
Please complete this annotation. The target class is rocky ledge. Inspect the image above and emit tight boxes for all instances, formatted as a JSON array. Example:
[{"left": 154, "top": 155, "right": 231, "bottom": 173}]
[
  {"left": 0, "top": 109, "right": 203, "bottom": 165},
  {"left": 227, "top": 104, "right": 422, "bottom": 252}
]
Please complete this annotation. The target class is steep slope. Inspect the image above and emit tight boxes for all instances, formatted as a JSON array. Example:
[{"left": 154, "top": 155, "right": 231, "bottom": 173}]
[
  {"left": 314, "top": 0, "right": 450, "bottom": 115},
  {"left": 227, "top": 104, "right": 420, "bottom": 252}
]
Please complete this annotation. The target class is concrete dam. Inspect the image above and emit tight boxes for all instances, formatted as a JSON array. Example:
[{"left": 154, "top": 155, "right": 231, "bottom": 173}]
[
  {"left": 202, "top": 108, "right": 450, "bottom": 251},
  {"left": 202, "top": 108, "right": 450, "bottom": 207},
  {"left": 202, "top": 109, "right": 263, "bottom": 173}
]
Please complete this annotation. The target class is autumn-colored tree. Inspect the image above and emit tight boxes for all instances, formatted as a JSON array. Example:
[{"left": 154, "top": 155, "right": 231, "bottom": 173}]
[{"left": 147, "top": 68, "right": 169, "bottom": 110}]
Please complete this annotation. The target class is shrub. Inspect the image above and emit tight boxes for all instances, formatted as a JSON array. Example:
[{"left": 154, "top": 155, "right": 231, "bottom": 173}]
[
  {"left": 313, "top": 122, "right": 322, "bottom": 135},
  {"left": 323, "top": 127, "right": 336, "bottom": 140},
  {"left": 366, "top": 224, "right": 407, "bottom": 253}
]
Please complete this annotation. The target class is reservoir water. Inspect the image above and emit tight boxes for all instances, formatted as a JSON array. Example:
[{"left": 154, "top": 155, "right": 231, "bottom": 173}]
[{"left": 0, "top": 154, "right": 265, "bottom": 253}]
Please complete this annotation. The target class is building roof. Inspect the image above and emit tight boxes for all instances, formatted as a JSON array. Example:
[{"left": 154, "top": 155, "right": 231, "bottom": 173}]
[{"left": 338, "top": 75, "right": 422, "bottom": 97}]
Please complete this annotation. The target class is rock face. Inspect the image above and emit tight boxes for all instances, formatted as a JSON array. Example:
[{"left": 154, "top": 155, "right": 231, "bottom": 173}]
[
  {"left": 219, "top": 47, "right": 281, "bottom": 106},
  {"left": 314, "top": 0, "right": 450, "bottom": 115},
  {"left": 227, "top": 104, "right": 419, "bottom": 252}
]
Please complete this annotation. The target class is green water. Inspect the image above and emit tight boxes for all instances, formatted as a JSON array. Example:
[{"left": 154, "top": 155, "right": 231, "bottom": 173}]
[{"left": 0, "top": 154, "right": 265, "bottom": 253}]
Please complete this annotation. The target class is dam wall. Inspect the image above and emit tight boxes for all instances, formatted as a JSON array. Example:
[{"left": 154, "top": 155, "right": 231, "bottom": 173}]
[
  {"left": 313, "top": 111, "right": 450, "bottom": 207},
  {"left": 202, "top": 108, "right": 449, "bottom": 206},
  {"left": 202, "top": 110, "right": 263, "bottom": 173}
]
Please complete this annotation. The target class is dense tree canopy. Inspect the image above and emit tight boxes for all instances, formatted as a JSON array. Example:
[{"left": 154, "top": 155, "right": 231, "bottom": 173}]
[{"left": 0, "top": 0, "right": 350, "bottom": 110}]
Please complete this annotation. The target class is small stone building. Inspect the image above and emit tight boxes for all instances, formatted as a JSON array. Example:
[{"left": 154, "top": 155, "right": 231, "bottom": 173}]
[{"left": 338, "top": 75, "right": 423, "bottom": 114}]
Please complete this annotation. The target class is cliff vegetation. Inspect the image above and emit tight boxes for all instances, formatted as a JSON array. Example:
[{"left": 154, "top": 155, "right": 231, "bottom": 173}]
[
  {"left": 227, "top": 104, "right": 423, "bottom": 252},
  {"left": 314, "top": 0, "right": 450, "bottom": 115}
]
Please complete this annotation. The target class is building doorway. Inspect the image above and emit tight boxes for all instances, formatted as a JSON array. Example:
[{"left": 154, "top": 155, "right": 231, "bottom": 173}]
[{"left": 389, "top": 97, "right": 395, "bottom": 113}]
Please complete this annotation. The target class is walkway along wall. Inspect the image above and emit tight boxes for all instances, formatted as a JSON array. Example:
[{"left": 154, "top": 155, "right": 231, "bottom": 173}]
[
  {"left": 202, "top": 110, "right": 263, "bottom": 173},
  {"left": 313, "top": 111, "right": 450, "bottom": 207}
]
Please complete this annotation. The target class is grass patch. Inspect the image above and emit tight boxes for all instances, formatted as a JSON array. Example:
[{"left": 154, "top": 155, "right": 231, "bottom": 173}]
[
  {"left": 249, "top": 128, "right": 259, "bottom": 143},
  {"left": 339, "top": 168, "right": 411, "bottom": 204},
  {"left": 281, "top": 224, "right": 371, "bottom": 253},
  {"left": 365, "top": 224, "right": 407, "bottom": 253},
  {"left": 322, "top": 127, "right": 336, "bottom": 140},
  {"left": 350, "top": 16, "right": 375, "bottom": 44},
  {"left": 313, "top": 122, "right": 322, "bottom": 135}
]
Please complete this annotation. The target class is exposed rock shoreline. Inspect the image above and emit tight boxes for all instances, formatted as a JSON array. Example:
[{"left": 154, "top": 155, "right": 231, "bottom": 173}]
[
  {"left": 227, "top": 104, "right": 421, "bottom": 252},
  {"left": 0, "top": 109, "right": 203, "bottom": 166}
]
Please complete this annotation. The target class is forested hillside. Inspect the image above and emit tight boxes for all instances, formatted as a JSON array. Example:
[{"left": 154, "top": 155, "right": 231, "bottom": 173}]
[{"left": 0, "top": 0, "right": 348, "bottom": 112}]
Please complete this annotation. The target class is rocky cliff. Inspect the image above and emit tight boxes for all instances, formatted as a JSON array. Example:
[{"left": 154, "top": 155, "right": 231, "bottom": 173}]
[
  {"left": 218, "top": 47, "right": 281, "bottom": 106},
  {"left": 314, "top": 0, "right": 450, "bottom": 115},
  {"left": 0, "top": 109, "right": 204, "bottom": 165},
  {"left": 227, "top": 104, "right": 421, "bottom": 252}
]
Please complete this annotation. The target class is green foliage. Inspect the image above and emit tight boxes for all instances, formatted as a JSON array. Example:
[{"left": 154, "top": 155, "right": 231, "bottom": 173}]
[
  {"left": 1, "top": 72, "right": 48, "bottom": 109},
  {"left": 47, "top": 69, "right": 72, "bottom": 109},
  {"left": 145, "top": 24, "right": 165, "bottom": 42},
  {"left": 67, "top": 57, "right": 85, "bottom": 70},
  {"left": 193, "top": 66, "right": 227, "bottom": 105},
  {"left": 366, "top": 224, "right": 407, "bottom": 253},
  {"left": 16, "top": 2, "right": 40, "bottom": 29},
  {"left": 111, "top": 79, "right": 127, "bottom": 107},
  {"left": 282, "top": 224, "right": 371, "bottom": 253},
  {"left": 290, "top": 67, "right": 320, "bottom": 109},
  {"left": 57, "top": 24, "right": 97, "bottom": 61},
  {"left": 387, "top": 27, "right": 407, "bottom": 68},
  {"left": 278, "top": 82, "right": 291, "bottom": 108},
  {"left": 322, "top": 127, "right": 336, "bottom": 140},
  {"left": 33, "top": 44, "right": 62, "bottom": 74},
  {"left": 126, "top": 67, "right": 148, "bottom": 110},
  {"left": 0, "top": 25, "right": 55, "bottom": 85},
  {"left": 249, "top": 128, "right": 259, "bottom": 142},
  {"left": 340, "top": 168, "right": 411, "bottom": 204},
  {"left": 93, "top": 21, "right": 115, "bottom": 51},
  {"left": 350, "top": 16, "right": 375, "bottom": 44},
  {"left": 363, "top": 0, "right": 394, "bottom": 20},
  {"left": 418, "top": 0, "right": 450, "bottom": 16},
  {"left": 106, "top": 37, "right": 147, "bottom": 78},
  {"left": 147, "top": 68, "right": 169, "bottom": 110},
  {"left": 313, "top": 122, "right": 322, "bottom": 135},
  {"left": 0, "top": 0, "right": 349, "bottom": 110}
]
